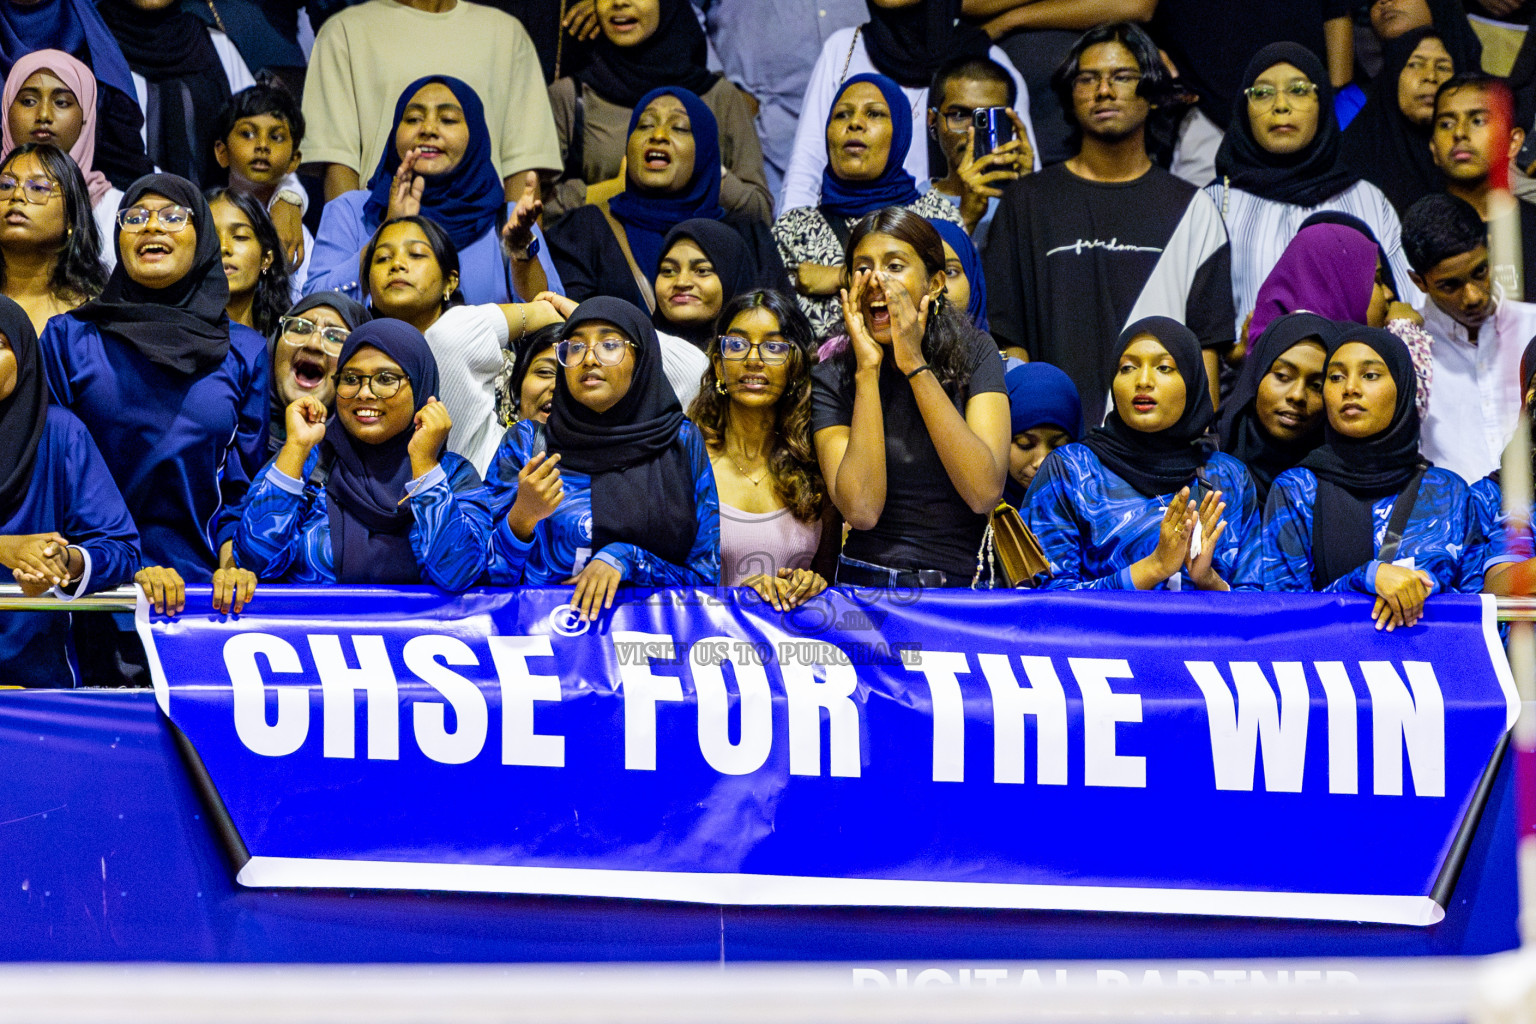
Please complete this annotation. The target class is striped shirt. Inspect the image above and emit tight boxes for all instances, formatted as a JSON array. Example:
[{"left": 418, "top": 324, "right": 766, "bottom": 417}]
[{"left": 1203, "top": 179, "right": 1419, "bottom": 339}]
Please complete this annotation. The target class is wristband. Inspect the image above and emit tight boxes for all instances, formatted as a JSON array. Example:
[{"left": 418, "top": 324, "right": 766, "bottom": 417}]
[{"left": 904, "top": 363, "right": 931, "bottom": 380}]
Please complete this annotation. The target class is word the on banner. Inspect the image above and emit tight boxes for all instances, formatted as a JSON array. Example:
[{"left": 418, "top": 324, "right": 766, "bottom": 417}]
[{"left": 140, "top": 587, "right": 1517, "bottom": 926}]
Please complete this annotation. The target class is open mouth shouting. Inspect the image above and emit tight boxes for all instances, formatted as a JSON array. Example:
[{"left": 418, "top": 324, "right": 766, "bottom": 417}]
[
  {"left": 865, "top": 297, "right": 890, "bottom": 332},
  {"left": 643, "top": 147, "right": 671, "bottom": 171},
  {"left": 288, "top": 351, "right": 329, "bottom": 393},
  {"left": 135, "top": 237, "right": 175, "bottom": 262}
]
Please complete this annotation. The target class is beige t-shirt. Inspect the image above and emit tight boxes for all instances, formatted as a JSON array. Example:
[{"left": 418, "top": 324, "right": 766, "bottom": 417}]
[{"left": 302, "top": 0, "right": 561, "bottom": 182}]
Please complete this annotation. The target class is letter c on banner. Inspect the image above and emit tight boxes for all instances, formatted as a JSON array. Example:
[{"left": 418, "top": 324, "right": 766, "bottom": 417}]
[{"left": 224, "top": 632, "right": 309, "bottom": 757}]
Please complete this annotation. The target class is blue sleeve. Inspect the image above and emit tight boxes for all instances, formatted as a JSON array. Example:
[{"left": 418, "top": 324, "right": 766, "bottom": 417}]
[
  {"left": 533, "top": 223, "right": 564, "bottom": 297},
  {"left": 37, "top": 316, "right": 76, "bottom": 407},
  {"left": 59, "top": 416, "right": 140, "bottom": 591},
  {"left": 214, "top": 330, "right": 272, "bottom": 551},
  {"left": 234, "top": 453, "right": 322, "bottom": 580},
  {"left": 304, "top": 192, "right": 369, "bottom": 303},
  {"left": 1025, "top": 451, "right": 1134, "bottom": 591},
  {"left": 1334, "top": 83, "right": 1366, "bottom": 131},
  {"left": 408, "top": 456, "right": 494, "bottom": 592},
  {"left": 484, "top": 421, "right": 535, "bottom": 586},
  {"left": 1260, "top": 472, "right": 1376, "bottom": 593},
  {"left": 1450, "top": 483, "right": 1484, "bottom": 594},
  {"left": 594, "top": 425, "right": 721, "bottom": 585},
  {"left": 1213, "top": 459, "right": 1263, "bottom": 592}
]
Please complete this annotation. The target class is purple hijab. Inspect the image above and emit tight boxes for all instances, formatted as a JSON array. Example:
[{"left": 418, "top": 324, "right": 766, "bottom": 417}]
[{"left": 1249, "top": 224, "right": 1377, "bottom": 340}]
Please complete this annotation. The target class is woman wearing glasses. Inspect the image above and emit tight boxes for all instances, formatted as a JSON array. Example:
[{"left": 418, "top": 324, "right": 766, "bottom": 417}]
[
  {"left": 38, "top": 174, "right": 267, "bottom": 679},
  {"left": 362, "top": 214, "right": 564, "bottom": 477},
  {"left": 266, "top": 291, "right": 371, "bottom": 466},
  {"left": 1206, "top": 43, "right": 1413, "bottom": 342},
  {"left": 0, "top": 143, "right": 107, "bottom": 335},
  {"left": 485, "top": 296, "right": 720, "bottom": 621},
  {"left": 233, "top": 319, "right": 491, "bottom": 590},
  {"left": 689, "top": 289, "right": 837, "bottom": 610}
]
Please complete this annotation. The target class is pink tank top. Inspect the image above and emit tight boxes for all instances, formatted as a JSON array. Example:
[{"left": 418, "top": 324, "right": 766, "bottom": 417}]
[{"left": 719, "top": 503, "right": 821, "bottom": 586}]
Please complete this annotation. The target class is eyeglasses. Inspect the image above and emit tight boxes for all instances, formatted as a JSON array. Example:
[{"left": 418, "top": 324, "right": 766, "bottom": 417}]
[
  {"left": 117, "top": 205, "right": 192, "bottom": 233},
  {"left": 0, "top": 175, "right": 57, "bottom": 205},
  {"left": 335, "top": 370, "right": 407, "bottom": 399},
  {"left": 556, "top": 337, "right": 633, "bottom": 367},
  {"left": 932, "top": 107, "right": 976, "bottom": 132},
  {"left": 1071, "top": 69, "right": 1142, "bottom": 93},
  {"left": 718, "top": 335, "right": 793, "bottom": 365},
  {"left": 1244, "top": 81, "right": 1319, "bottom": 106},
  {"left": 278, "top": 315, "right": 350, "bottom": 353}
]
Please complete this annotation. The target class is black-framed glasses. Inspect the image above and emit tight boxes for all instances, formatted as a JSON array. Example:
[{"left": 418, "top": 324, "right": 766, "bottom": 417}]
[
  {"left": 335, "top": 370, "right": 407, "bottom": 399},
  {"left": 0, "top": 175, "right": 57, "bottom": 205},
  {"left": 1071, "top": 69, "right": 1142, "bottom": 93},
  {"left": 718, "top": 335, "right": 793, "bottom": 365},
  {"left": 117, "top": 205, "right": 192, "bottom": 233},
  {"left": 1243, "top": 81, "right": 1319, "bottom": 106},
  {"left": 556, "top": 337, "right": 633, "bottom": 367},
  {"left": 278, "top": 315, "right": 350, "bottom": 353}
]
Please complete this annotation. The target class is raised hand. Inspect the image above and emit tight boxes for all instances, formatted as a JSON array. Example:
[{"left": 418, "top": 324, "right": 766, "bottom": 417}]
[
  {"left": 388, "top": 148, "right": 426, "bottom": 220},
  {"left": 1131, "top": 487, "right": 1190, "bottom": 589},
  {"left": 839, "top": 267, "right": 882, "bottom": 373},
  {"left": 535, "top": 290, "right": 578, "bottom": 319},
  {"left": 563, "top": 0, "right": 600, "bottom": 40},
  {"left": 407, "top": 397, "right": 452, "bottom": 478},
  {"left": 507, "top": 451, "right": 564, "bottom": 541},
  {"left": 284, "top": 395, "right": 329, "bottom": 449},
  {"left": 878, "top": 269, "right": 930, "bottom": 376},
  {"left": 1184, "top": 489, "right": 1229, "bottom": 590},
  {"left": 501, "top": 171, "right": 543, "bottom": 258}
]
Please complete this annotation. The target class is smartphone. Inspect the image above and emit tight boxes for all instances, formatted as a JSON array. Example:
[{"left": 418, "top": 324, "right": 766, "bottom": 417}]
[{"left": 972, "top": 107, "right": 1014, "bottom": 159}]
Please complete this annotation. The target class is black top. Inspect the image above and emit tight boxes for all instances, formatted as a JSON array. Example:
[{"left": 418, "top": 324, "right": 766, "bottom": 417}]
[
  {"left": 1150, "top": 0, "right": 1349, "bottom": 127},
  {"left": 983, "top": 162, "right": 1234, "bottom": 422},
  {"left": 546, "top": 204, "right": 788, "bottom": 309},
  {"left": 810, "top": 330, "right": 1006, "bottom": 578}
]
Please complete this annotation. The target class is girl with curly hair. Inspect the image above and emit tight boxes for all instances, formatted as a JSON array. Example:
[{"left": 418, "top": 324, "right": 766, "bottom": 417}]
[{"left": 689, "top": 289, "right": 839, "bottom": 610}]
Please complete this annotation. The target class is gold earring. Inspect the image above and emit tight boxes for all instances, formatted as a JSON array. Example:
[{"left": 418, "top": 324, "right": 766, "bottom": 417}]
[{"left": 715, "top": 378, "right": 728, "bottom": 395}]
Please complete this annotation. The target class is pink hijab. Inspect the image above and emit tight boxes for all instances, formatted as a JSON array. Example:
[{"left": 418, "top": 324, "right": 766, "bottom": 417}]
[{"left": 1, "top": 49, "right": 110, "bottom": 207}]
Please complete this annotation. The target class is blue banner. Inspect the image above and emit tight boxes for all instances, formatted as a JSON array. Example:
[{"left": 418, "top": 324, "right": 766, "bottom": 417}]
[{"left": 139, "top": 588, "right": 1517, "bottom": 927}]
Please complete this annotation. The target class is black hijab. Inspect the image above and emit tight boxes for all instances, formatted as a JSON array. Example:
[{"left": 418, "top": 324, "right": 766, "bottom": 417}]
[
  {"left": 73, "top": 174, "right": 230, "bottom": 376},
  {"left": 1298, "top": 323, "right": 1425, "bottom": 588},
  {"left": 323, "top": 319, "right": 441, "bottom": 585},
  {"left": 1082, "top": 316, "right": 1218, "bottom": 498},
  {"left": 575, "top": 0, "right": 719, "bottom": 108},
  {"left": 654, "top": 218, "right": 756, "bottom": 349},
  {"left": 0, "top": 294, "right": 48, "bottom": 523},
  {"left": 862, "top": 0, "right": 991, "bottom": 89},
  {"left": 268, "top": 291, "right": 374, "bottom": 441},
  {"left": 96, "top": 0, "right": 229, "bottom": 187},
  {"left": 1217, "top": 312, "right": 1331, "bottom": 502},
  {"left": 1216, "top": 42, "right": 1359, "bottom": 207},
  {"left": 544, "top": 296, "right": 699, "bottom": 568},
  {"left": 1342, "top": 27, "right": 1449, "bottom": 215}
]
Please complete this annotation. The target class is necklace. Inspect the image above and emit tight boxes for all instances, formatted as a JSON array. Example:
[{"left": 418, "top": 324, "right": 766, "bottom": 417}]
[{"left": 727, "top": 449, "right": 769, "bottom": 487}]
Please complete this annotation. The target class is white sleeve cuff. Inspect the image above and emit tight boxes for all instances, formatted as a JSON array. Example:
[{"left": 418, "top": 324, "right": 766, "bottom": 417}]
[
  {"left": 404, "top": 464, "right": 448, "bottom": 501},
  {"left": 266, "top": 462, "right": 308, "bottom": 495},
  {"left": 50, "top": 545, "right": 93, "bottom": 601}
]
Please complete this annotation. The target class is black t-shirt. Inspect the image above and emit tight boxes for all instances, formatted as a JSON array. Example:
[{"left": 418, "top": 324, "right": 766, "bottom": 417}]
[
  {"left": 810, "top": 328, "right": 1006, "bottom": 579},
  {"left": 983, "top": 163, "right": 1234, "bottom": 422},
  {"left": 1150, "top": 0, "right": 1349, "bottom": 125}
]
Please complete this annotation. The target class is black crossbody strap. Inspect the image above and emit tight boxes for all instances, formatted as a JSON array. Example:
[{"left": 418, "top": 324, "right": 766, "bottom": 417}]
[{"left": 1378, "top": 466, "right": 1428, "bottom": 565}]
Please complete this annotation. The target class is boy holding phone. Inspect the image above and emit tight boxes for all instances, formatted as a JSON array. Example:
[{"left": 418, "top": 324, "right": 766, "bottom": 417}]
[{"left": 927, "top": 55, "right": 1035, "bottom": 243}]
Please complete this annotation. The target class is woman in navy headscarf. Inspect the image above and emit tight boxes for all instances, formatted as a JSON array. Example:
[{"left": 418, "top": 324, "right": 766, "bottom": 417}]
[
  {"left": 1003, "top": 362, "right": 1081, "bottom": 507},
  {"left": 234, "top": 317, "right": 492, "bottom": 590},
  {"left": 307, "top": 74, "right": 562, "bottom": 307},
  {"left": 771, "top": 72, "right": 962, "bottom": 341},
  {"left": 548, "top": 85, "right": 784, "bottom": 313},
  {"left": 929, "top": 216, "right": 989, "bottom": 334}
]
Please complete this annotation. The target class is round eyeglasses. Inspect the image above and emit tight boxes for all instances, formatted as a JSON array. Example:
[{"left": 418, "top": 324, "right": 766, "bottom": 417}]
[
  {"left": 278, "top": 315, "right": 350, "bottom": 354},
  {"left": 556, "top": 337, "right": 634, "bottom": 367},
  {"left": 117, "top": 205, "right": 192, "bottom": 233},
  {"left": 0, "top": 176, "right": 58, "bottom": 205},
  {"left": 335, "top": 370, "right": 407, "bottom": 399},
  {"left": 718, "top": 335, "right": 793, "bottom": 365}
]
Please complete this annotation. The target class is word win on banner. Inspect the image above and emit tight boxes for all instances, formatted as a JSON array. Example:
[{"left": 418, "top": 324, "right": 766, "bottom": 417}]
[{"left": 140, "top": 587, "right": 1518, "bottom": 926}]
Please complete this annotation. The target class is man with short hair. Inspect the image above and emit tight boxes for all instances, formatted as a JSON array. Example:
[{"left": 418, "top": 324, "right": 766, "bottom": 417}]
[
  {"left": 926, "top": 54, "right": 1034, "bottom": 245},
  {"left": 983, "top": 21, "right": 1233, "bottom": 419},
  {"left": 1404, "top": 192, "right": 1536, "bottom": 482},
  {"left": 1428, "top": 71, "right": 1536, "bottom": 297}
]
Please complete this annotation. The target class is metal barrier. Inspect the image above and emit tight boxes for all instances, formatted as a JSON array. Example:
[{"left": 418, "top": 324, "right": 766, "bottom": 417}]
[{"left": 2, "top": 586, "right": 1536, "bottom": 619}]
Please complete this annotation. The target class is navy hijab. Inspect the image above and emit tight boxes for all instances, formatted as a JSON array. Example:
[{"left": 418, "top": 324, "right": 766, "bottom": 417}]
[
  {"left": 362, "top": 76, "right": 505, "bottom": 253},
  {"left": 1082, "top": 316, "right": 1217, "bottom": 498},
  {"left": 1299, "top": 323, "right": 1425, "bottom": 588},
  {"left": 0, "top": 0, "right": 135, "bottom": 98},
  {"left": 608, "top": 87, "right": 725, "bottom": 293},
  {"left": 545, "top": 296, "right": 698, "bottom": 568},
  {"left": 818, "top": 73, "right": 921, "bottom": 219},
  {"left": 928, "top": 217, "right": 988, "bottom": 331},
  {"left": 323, "top": 319, "right": 441, "bottom": 585},
  {"left": 1003, "top": 361, "right": 1082, "bottom": 506},
  {"left": 0, "top": 293, "right": 47, "bottom": 523}
]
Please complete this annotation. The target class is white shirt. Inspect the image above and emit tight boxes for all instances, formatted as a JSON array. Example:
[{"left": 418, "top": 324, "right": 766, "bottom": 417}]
[
  {"left": 1419, "top": 294, "right": 1536, "bottom": 482},
  {"left": 91, "top": 186, "right": 123, "bottom": 273},
  {"left": 657, "top": 331, "right": 710, "bottom": 411},
  {"left": 424, "top": 304, "right": 510, "bottom": 478},
  {"left": 778, "top": 27, "right": 1039, "bottom": 214}
]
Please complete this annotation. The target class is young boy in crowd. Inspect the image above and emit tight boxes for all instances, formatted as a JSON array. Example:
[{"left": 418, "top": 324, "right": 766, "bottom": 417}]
[
  {"left": 1404, "top": 192, "right": 1536, "bottom": 483},
  {"left": 213, "top": 78, "right": 310, "bottom": 292}
]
